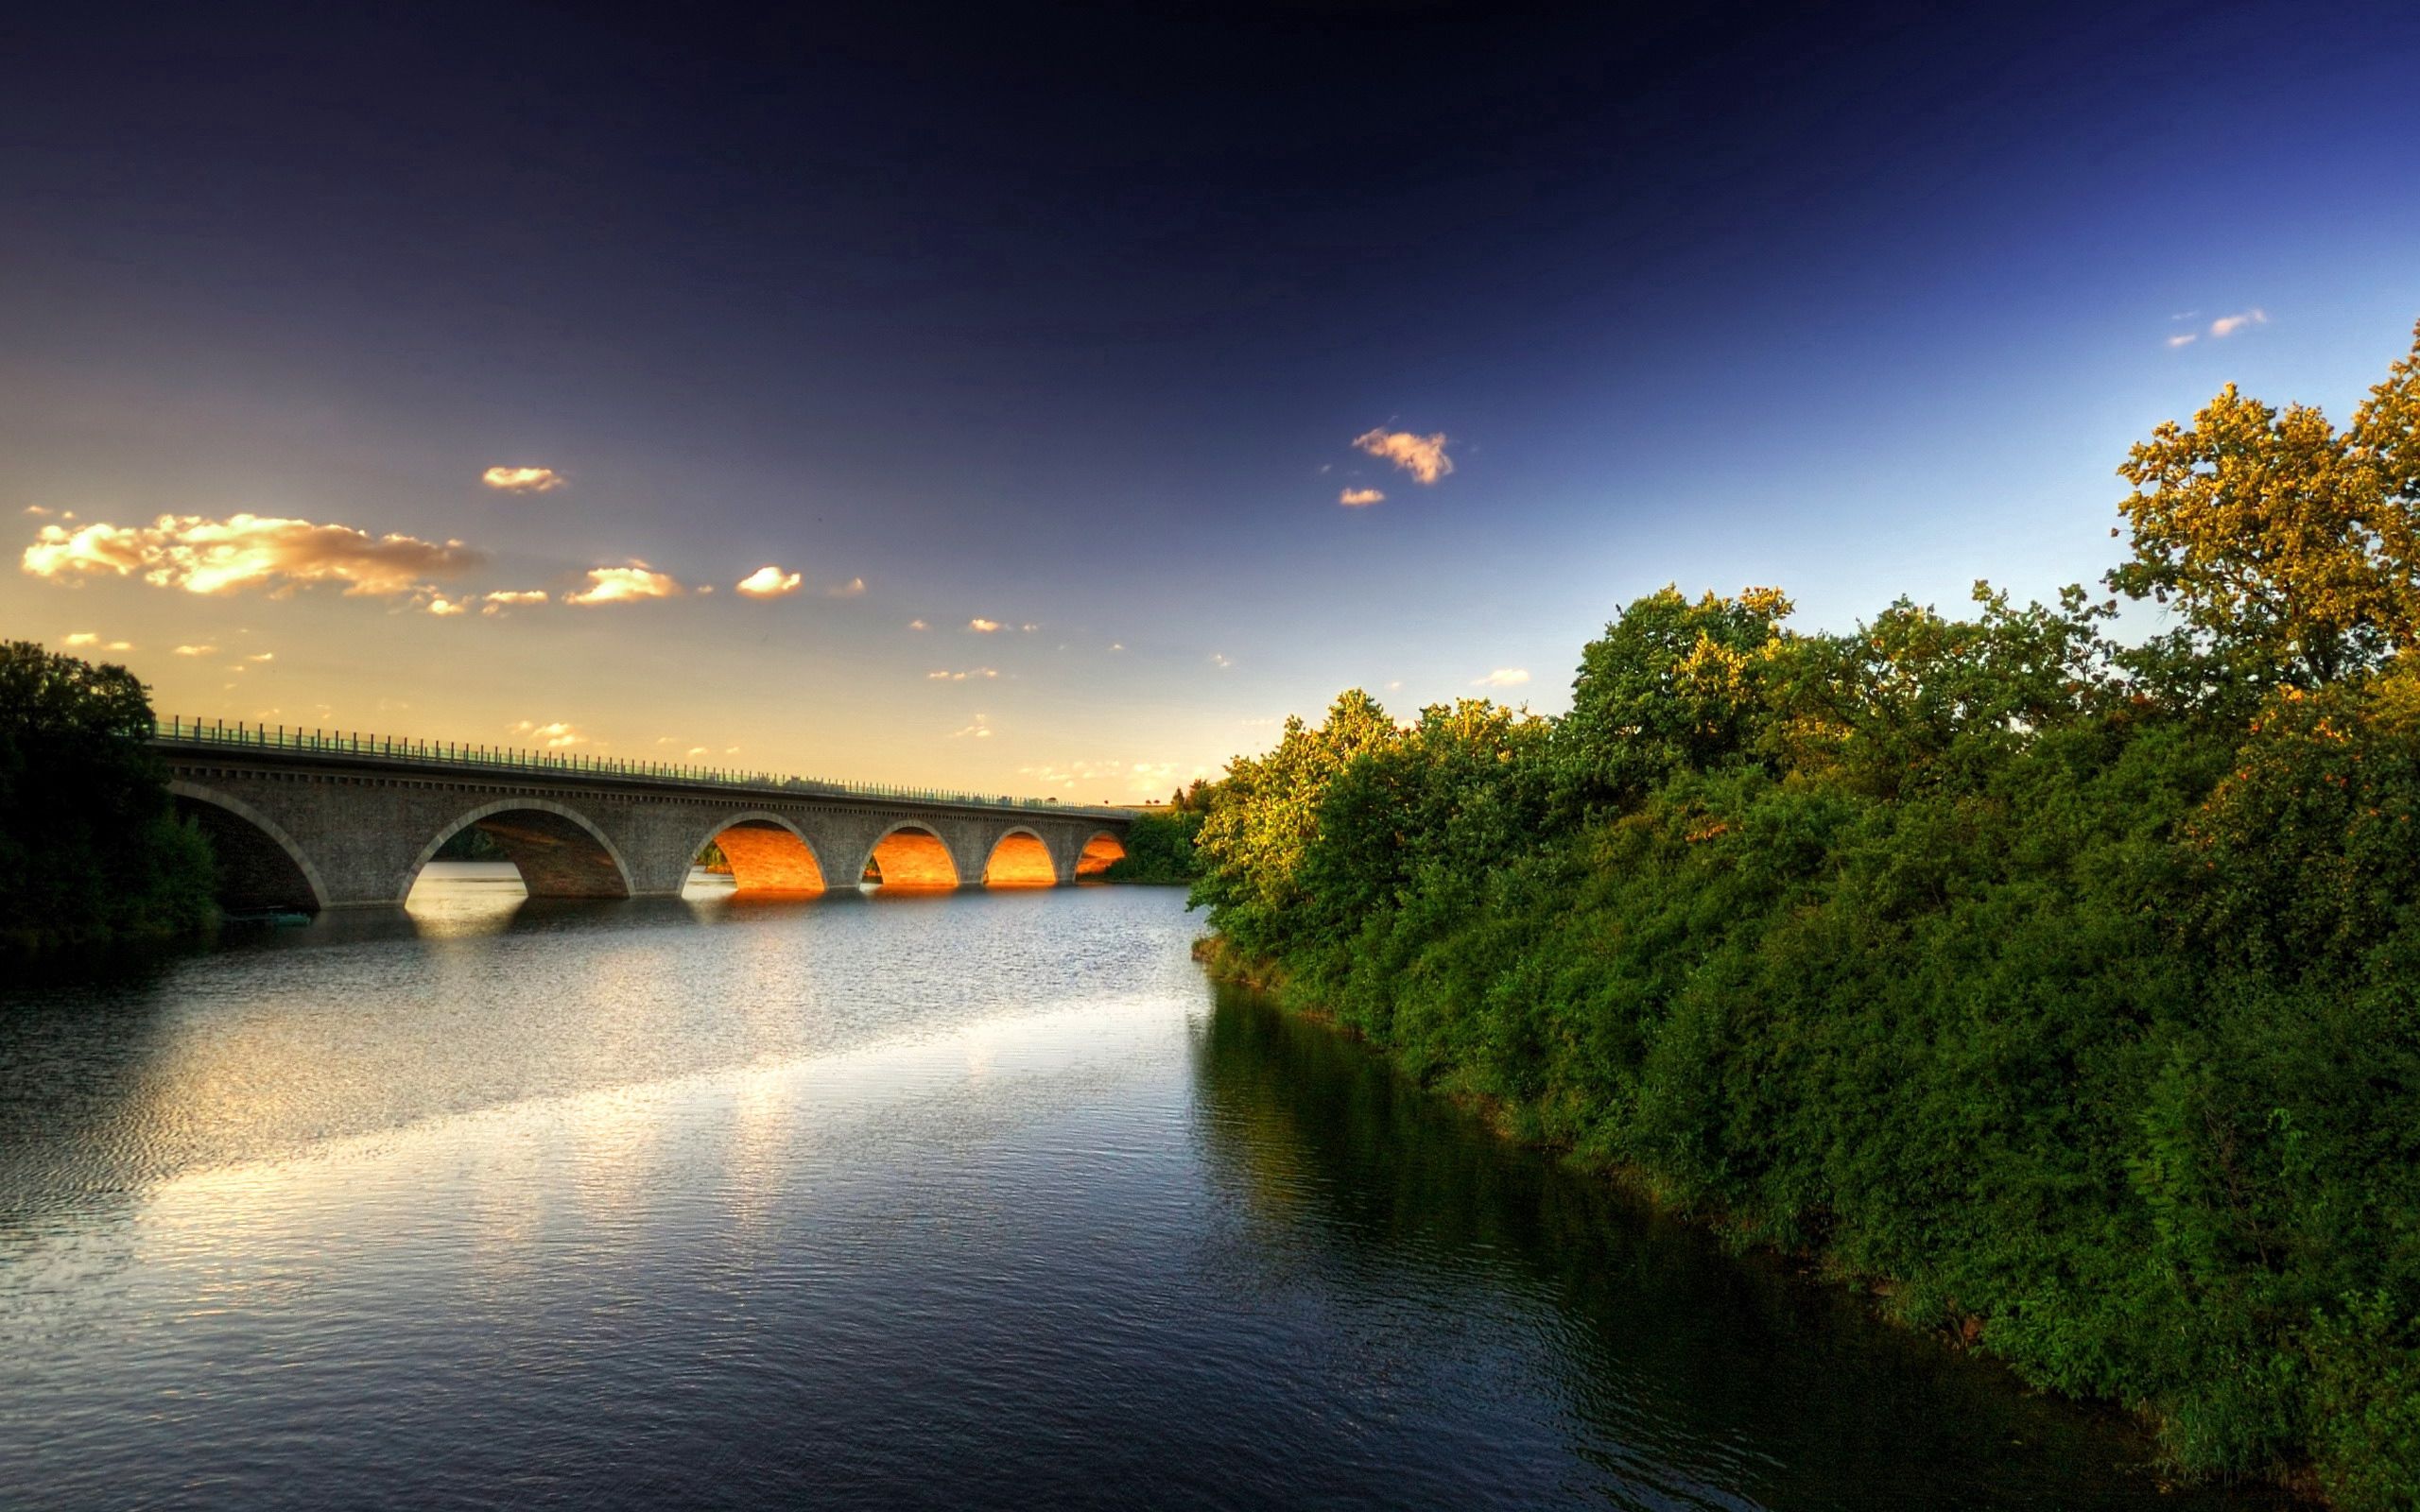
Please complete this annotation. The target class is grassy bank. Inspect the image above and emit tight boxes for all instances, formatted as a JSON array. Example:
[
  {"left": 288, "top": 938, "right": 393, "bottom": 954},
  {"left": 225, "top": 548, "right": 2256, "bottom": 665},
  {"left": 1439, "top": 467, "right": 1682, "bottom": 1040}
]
[{"left": 1181, "top": 325, "right": 2420, "bottom": 1506}]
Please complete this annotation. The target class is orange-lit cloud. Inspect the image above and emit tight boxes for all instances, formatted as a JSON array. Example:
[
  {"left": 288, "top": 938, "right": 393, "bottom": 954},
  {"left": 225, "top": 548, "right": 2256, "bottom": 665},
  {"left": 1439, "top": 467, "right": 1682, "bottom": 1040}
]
[
  {"left": 1476, "top": 667, "right": 1530, "bottom": 687},
  {"left": 1353, "top": 427, "right": 1454, "bottom": 484},
  {"left": 827, "top": 576, "right": 866, "bottom": 597},
  {"left": 426, "top": 594, "right": 470, "bottom": 616},
  {"left": 564, "top": 561, "right": 683, "bottom": 605},
  {"left": 510, "top": 719, "right": 585, "bottom": 748},
  {"left": 22, "top": 513, "right": 479, "bottom": 597},
  {"left": 173, "top": 644, "right": 216, "bottom": 657},
  {"left": 926, "top": 667, "right": 999, "bottom": 681},
  {"left": 968, "top": 617, "right": 1000, "bottom": 633},
  {"left": 735, "top": 565, "right": 803, "bottom": 598},
  {"left": 1339, "top": 487, "right": 1385, "bottom": 507},
  {"left": 908, "top": 618, "right": 929, "bottom": 630},
  {"left": 64, "top": 632, "right": 97, "bottom": 645},
  {"left": 949, "top": 714, "right": 994, "bottom": 739},
  {"left": 481, "top": 466, "right": 565, "bottom": 493}
]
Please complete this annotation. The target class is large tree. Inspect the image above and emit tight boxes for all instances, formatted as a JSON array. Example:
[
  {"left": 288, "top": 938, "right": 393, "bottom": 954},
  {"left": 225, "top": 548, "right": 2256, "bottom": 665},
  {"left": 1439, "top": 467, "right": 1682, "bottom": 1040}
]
[
  {"left": 0, "top": 642, "right": 216, "bottom": 948},
  {"left": 2109, "top": 320, "right": 2420, "bottom": 690}
]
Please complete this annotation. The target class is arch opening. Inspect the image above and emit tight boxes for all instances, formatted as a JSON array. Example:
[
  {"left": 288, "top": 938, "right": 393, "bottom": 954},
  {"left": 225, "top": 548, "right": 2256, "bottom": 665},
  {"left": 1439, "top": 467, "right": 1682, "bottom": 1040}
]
[
  {"left": 864, "top": 825, "right": 959, "bottom": 889},
  {"left": 983, "top": 830, "right": 1059, "bottom": 888},
  {"left": 697, "top": 817, "right": 825, "bottom": 894},
  {"left": 410, "top": 801, "right": 631, "bottom": 903},
  {"left": 1075, "top": 833, "right": 1127, "bottom": 878},
  {"left": 171, "top": 786, "right": 326, "bottom": 915}
]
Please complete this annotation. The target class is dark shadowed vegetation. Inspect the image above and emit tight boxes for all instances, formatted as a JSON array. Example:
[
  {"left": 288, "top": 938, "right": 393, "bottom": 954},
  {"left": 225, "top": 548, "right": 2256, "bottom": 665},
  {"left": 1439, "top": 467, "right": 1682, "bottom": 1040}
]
[
  {"left": 0, "top": 641, "right": 216, "bottom": 950},
  {"left": 1103, "top": 782, "right": 1212, "bottom": 883},
  {"left": 1187, "top": 322, "right": 2420, "bottom": 1506}
]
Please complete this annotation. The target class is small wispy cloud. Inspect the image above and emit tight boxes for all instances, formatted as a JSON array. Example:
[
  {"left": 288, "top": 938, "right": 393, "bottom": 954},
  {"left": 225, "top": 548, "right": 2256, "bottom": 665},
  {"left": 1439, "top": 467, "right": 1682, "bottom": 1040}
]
[
  {"left": 735, "top": 565, "right": 803, "bottom": 599},
  {"left": 926, "top": 667, "right": 999, "bottom": 681},
  {"left": 949, "top": 713, "right": 994, "bottom": 740},
  {"left": 426, "top": 594, "right": 469, "bottom": 616},
  {"left": 565, "top": 562, "right": 683, "bottom": 606},
  {"left": 247, "top": 652, "right": 274, "bottom": 662},
  {"left": 481, "top": 466, "right": 565, "bottom": 493},
  {"left": 827, "top": 576, "right": 866, "bottom": 597},
  {"left": 908, "top": 618, "right": 929, "bottom": 630},
  {"left": 173, "top": 644, "right": 216, "bottom": 657},
  {"left": 1210, "top": 652, "right": 1234, "bottom": 669},
  {"left": 25, "top": 505, "right": 52, "bottom": 517},
  {"left": 2210, "top": 308, "right": 2268, "bottom": 338},
  {"left": 1354, "top": 428, "right": 1454, "bottom": 485},
  {"left": 510, "top": 718, "right": 585, "bottom": 749},
  {"left": 482, "top": 589, "right": 549, "bottom": 616},
  {"left": 1339, "top": 487, "right": 1386, "bottom": 507},
  {"left": 2166, "top": 333, "right": 2198, "bottom": 349},
  {"left": 969, "top": 617, "right": 1000, "bottom": 633},
  {"left": 64, "top": 632, "right": 98, "bottom": 646},
  {"left": 1476, "top": 668, "right": 1530, "bottom": 687}
]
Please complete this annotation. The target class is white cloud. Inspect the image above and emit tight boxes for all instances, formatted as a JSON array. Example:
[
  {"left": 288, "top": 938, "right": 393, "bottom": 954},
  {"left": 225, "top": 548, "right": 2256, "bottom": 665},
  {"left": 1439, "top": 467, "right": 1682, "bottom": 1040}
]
[
  {"left": 64, "top": 631, "right": 97, "bottom": 645},
  {"left": 908, "top": 618, "right": 929, "bottom": 630},
  {"left": 22, "top": 513, "right": 479, "bottom": 597},
  {"left": 510, "top": 719, "right": 585, "bottom": 748},
  {"left": 969, "top": 617, "right": 1000, "bottom": 633},
  {"left": 1339, "top": 487, "right": 1386, "bottom": 507},
  {"left": 1353, "top": 428, "right": 1455, "bottom": 484},
  {"left": 481, "top": 589, "right": 550, "bottom": 616},
  {"left": 949, "top": 713, "right": 994, "bottom": 740},
  {"left": 426, "top": 595, "right": 468, "bottom": 616},
  {"left": 1210, "top": 652, "right": 1234, "bottom": 668},
  {"left": 564, "top": 561, "right": 683, "bottom": 606},
  {"left": 1109, "top": 642, "right": 1124, "bottom": 652},
  {"left": 735, "top": 565, "right": 803, "bottom": 599},
  {"left": 25, "top": 505, "right": 52, "bottom": 517},
  {"left": 1476, "top": 667, "right": 1530, "bottom": 687},
  {"left": 827, "top": 576, "right": 866, "bottom": 597},
  {"left": 2210, "top": 308, "right": 2268, "bottom": 338},
  {"left": 173, "top": 644, "right": 216, "bottom": 657},
  {"left": 2166, "top": 333, "right": 2198, "bottom": 349},
  {"left": 247, "top": 652, "right": 274, "bottom": 662},
  {"left": 925, "top": 667, "right": 999, "bottom": 681},
  {"left": 481, "top": 466, "right": 565, "bottom": 493},
  {"left": 1020, "top": 622, "right": 1039, "bottom": 633}
]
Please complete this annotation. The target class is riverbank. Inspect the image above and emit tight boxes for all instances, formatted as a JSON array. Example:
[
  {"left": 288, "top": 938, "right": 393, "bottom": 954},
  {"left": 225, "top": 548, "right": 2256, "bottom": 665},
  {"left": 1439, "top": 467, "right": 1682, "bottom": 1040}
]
[{"left": 1193, "top": 930, "right": 2325, "bottom": 1502}]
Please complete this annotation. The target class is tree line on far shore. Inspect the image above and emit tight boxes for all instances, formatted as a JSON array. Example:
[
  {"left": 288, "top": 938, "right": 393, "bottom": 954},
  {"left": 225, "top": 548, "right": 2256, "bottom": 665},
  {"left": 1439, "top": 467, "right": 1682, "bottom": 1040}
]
[{"left": 1182, "top": 322, "right": 2420, "bottom": 1506}]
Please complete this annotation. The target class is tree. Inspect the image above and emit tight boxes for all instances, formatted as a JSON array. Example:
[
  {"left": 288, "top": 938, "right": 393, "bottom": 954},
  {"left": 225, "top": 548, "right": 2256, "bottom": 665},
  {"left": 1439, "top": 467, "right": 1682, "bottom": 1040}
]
[
  {"left": 1553, "top": 584, "right": 1793, "bottom": 816},
  {"left": 0, "top": 642, "right": 216, "bottom": 949},
  {"left": 2107, "top": 320, "right": 2420, "bottom": 691}
]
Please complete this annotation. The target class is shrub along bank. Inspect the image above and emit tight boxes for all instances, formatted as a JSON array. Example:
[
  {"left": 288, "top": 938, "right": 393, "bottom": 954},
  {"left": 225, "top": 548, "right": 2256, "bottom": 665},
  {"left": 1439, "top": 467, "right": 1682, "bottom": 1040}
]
[{"left": 1186, "top": 324, "right": 2420, "bottom": 1505}]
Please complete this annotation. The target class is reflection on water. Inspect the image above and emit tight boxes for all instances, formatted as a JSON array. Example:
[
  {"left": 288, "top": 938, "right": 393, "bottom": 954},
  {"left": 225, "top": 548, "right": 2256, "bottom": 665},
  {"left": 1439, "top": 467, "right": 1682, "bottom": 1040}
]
[{"left": 0, "top": 876, "right": 2281, "bottom": 1509}]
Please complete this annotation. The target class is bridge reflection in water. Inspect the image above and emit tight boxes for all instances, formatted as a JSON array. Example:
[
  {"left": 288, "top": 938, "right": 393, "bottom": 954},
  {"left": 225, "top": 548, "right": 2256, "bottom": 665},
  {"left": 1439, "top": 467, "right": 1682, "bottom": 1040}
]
[{"left": 151, "top": 721, "right": 1131, "bottom": 915}]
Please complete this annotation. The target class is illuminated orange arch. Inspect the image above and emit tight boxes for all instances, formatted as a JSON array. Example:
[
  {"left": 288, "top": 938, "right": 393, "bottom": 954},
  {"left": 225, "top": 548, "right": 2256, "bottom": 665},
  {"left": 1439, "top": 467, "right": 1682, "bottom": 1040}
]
[
  {"left": 694, "top": 813, "right": 826, "bottom": 893},
  {"left": 984, "top": 828, "right": 1059, "bottom": 887},
  {"left": 1076, "top": 832, "right": 1127, "bottom": 877},
  {"left": 864, "top": 823, "right": 959, "bottom": 889}
]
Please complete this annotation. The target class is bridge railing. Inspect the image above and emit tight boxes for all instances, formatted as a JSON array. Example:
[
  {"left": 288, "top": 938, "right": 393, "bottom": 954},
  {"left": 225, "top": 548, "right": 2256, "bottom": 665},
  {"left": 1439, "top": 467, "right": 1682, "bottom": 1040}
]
[{"left": 153, "top": 716, "right": 1132, "bottom": 818}]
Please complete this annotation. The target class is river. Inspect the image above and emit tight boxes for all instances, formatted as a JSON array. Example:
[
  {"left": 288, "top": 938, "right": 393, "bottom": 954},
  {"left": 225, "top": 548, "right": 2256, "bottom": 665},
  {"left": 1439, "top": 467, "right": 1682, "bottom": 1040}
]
[{"left": 0, "top": 866, "right": 2285, "bottom": 1509}]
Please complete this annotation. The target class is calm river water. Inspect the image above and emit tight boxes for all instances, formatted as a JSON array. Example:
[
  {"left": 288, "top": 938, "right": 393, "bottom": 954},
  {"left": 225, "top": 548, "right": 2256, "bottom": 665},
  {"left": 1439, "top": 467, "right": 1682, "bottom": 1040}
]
[{"left": 0, "top": 868, "right": 2284, "bottom": 1509}]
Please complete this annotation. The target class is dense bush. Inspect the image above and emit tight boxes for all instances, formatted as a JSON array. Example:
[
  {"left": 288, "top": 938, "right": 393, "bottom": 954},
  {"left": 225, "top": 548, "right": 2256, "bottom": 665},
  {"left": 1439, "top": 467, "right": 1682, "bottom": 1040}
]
[
  {"left": 1186, "top": 322, "right": 2420, "bottom": 1505},
  {"left": 0, "top": 642, "right": 216, "bottom": 950}
]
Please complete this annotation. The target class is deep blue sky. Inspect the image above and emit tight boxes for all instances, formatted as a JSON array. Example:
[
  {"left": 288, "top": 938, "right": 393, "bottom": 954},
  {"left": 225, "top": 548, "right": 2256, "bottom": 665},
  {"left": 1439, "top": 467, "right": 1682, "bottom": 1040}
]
[{"left": 6, "top": 2, "right": 2418, "bottom": 795}]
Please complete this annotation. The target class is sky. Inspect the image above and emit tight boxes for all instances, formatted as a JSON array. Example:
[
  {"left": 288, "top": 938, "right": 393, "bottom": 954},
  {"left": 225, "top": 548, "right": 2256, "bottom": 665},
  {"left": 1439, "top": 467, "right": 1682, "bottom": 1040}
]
[{"left": 6, "top": 1, "right": 2419, "bottom": 800}]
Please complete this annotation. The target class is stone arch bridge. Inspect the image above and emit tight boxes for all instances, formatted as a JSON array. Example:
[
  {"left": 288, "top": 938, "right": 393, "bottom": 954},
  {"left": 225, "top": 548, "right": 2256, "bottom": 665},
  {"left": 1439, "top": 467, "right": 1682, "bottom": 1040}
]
[{"left": 154, "top": 724, "right": 1132, "bottom": 913}]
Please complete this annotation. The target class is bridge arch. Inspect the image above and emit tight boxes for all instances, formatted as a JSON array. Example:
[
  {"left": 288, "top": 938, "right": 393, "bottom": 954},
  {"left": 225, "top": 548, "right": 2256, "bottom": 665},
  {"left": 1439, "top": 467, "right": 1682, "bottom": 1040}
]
[
  {"left": 409, "top": 798, "right": 633, "bottom": 901},
  {"left": 689, "top": 812, "right": 826, "bottom": 894},
  {"left": 1075, "top": 831, "right": 1128, "bottom": 878},
  {"left": 983, "top": 826, "right": 1061, "bottom": 887},
  {"left": 859, "top": 821, "right": 959, "bottom": 890},
  {"left": 170, "top": 780, "right": 330, "bottom": 914}
]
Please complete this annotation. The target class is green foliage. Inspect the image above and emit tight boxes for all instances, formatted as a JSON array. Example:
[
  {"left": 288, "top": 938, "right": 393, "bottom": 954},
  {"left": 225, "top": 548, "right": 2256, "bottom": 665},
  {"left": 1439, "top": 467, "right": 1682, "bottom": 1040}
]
[
  {"left": 0, "top": 642, "right": 216, "bottom": 949},
  {"left": 1102, "top": 807, "right": 1205, "bottom": 883},
  {"left": 1188, "top": 321, "right": 2420, "bottom": 1505}
]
